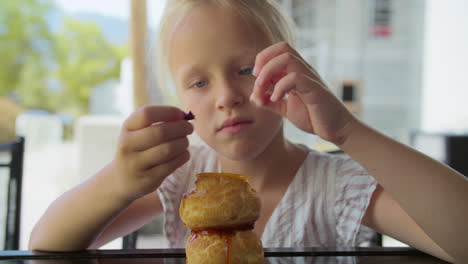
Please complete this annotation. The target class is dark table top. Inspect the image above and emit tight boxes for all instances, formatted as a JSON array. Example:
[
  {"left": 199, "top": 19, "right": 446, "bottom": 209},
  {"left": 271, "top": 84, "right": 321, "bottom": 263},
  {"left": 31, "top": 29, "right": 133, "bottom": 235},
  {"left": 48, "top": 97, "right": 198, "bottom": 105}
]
[{"left": 0, "top": 247, "right": 447, "bottom": 263}]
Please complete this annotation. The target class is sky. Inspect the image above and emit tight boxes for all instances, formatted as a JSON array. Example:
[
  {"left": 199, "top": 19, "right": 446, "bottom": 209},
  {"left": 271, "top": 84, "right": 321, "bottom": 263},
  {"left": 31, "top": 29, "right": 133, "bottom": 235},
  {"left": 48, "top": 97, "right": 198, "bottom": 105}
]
[{"left": 54, "top": 0, "right": 167, "bottom": 26}]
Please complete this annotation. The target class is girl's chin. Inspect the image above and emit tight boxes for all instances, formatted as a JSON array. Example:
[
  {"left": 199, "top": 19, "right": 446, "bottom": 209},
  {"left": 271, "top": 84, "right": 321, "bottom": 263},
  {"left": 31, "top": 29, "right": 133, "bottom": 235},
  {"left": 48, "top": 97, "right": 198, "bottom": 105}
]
[{"left": 219, "top": 145, "right": 266, "bottom": 161}]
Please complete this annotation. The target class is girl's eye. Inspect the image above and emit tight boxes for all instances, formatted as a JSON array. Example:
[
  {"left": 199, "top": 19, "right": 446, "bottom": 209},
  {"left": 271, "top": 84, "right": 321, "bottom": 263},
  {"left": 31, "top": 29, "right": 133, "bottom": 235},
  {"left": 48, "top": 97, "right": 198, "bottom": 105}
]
[
  {"left": 239, "top": 67, "right": 253, "bottom": 76},
  {"left": 192, "top": 81, "right": 208, "bottom": 89}
]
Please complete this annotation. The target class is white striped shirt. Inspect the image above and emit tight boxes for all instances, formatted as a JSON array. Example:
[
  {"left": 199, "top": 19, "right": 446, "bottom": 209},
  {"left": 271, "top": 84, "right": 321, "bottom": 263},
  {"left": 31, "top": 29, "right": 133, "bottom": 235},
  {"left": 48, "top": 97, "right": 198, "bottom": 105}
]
[{"left": 157, "top": 144, "right": 378, "bottom": 248}]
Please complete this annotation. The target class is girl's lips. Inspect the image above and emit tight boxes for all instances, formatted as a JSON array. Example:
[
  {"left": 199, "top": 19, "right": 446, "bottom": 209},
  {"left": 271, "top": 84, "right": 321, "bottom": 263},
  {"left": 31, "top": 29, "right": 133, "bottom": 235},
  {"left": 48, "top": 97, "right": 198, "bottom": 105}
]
[
  {"left": 220, "top": 122, "right": 252, "bottom": 134},
  {"left": 218, "top": 117, "right": 253, "bottom": 131}
]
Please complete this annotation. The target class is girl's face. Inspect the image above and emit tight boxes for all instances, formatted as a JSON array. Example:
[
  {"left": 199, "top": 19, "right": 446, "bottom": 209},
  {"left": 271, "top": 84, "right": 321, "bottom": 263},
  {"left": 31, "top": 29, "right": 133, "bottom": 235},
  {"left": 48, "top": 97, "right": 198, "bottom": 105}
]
[{"left": 169, "top": 4, "right": 283, "bottom": 161}]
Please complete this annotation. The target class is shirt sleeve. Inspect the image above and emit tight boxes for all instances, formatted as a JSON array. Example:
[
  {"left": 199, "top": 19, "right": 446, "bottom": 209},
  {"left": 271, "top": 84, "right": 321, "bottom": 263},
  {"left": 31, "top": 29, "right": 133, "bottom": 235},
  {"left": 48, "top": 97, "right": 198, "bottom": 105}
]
[{"left": 334, "top": 155, "right": 379, "bottom": 246}]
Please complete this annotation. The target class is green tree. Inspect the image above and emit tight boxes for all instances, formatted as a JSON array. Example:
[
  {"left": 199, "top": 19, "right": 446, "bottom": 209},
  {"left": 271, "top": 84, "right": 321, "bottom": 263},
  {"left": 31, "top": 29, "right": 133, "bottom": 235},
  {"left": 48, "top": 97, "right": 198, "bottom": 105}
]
[
  {"left": 0, "top": 0, "right": 127, "bottom": 116},
  {"left": 0, "top": 0, "right": 55, "bottom": 97},
  {"left": 54, "top": 18, "right": 126, "bottom": 115},
  {"left": 16, "top": 55, "right": 59, "bottom": 112}
]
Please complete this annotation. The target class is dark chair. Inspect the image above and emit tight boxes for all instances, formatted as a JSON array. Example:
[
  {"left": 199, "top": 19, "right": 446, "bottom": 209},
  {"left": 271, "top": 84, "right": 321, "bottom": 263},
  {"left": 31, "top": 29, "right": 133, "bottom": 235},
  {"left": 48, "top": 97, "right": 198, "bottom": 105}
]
[
  {"left": 0, "top": 136, "right": 25, "bottom": 250},
  {"left": 122, "top": 231, "right": 139, "bottom": 249}
]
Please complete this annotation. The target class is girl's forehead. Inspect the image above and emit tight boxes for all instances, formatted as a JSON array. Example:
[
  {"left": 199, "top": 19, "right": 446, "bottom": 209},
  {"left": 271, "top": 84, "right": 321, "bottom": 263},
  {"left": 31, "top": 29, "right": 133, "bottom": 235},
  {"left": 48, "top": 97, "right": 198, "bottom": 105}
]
[
  {"left": 168, "top": 5, "right": 270, "bottom": 72},
  {"left": 169, "top": 4, "right": 268, "bottom": 49}
]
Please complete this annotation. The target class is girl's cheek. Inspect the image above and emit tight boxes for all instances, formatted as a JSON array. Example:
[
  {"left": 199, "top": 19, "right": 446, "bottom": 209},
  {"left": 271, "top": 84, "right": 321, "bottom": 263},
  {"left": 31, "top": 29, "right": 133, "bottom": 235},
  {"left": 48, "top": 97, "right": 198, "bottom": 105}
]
[
  {"left": 182, "top": 96, "right": 198, "bottom": 109},
  {"left": 181, "top": 95, "right": 210, "bottom": 117},
  {"left": 179, "top": 93, "right": 197, "bottom": 109}
]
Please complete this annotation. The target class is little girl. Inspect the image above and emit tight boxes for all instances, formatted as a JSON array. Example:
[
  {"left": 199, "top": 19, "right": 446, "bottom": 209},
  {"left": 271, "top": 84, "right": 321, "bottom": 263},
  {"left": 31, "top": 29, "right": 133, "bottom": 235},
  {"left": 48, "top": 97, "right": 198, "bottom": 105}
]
[{"left": 29, "top": 0, "right": 467, "bottom": 262}]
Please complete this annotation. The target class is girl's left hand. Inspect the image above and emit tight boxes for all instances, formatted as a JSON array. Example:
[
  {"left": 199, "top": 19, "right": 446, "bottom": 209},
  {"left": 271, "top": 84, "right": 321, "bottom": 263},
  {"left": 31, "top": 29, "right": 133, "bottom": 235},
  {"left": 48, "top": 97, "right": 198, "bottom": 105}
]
[{"left": 250, "top": 41, "right": 356, "bottom": 145}]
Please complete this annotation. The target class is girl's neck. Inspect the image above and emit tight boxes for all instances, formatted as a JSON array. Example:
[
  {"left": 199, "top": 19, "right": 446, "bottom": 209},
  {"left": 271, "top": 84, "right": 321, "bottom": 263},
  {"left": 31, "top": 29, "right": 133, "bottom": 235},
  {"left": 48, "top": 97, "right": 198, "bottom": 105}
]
[{"left": 219, "top": 130, "right": 308, "bottom": 192}]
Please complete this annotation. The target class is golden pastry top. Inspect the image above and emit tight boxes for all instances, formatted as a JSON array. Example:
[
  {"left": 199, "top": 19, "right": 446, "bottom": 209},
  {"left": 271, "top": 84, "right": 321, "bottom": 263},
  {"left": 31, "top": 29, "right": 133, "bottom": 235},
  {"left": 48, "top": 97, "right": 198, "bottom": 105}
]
[
  {"left": 180, "top": 172, "right": 260, "bottom": 230},
  {"left": 196, "top": 172, "right": 250, "bottom": 182}
]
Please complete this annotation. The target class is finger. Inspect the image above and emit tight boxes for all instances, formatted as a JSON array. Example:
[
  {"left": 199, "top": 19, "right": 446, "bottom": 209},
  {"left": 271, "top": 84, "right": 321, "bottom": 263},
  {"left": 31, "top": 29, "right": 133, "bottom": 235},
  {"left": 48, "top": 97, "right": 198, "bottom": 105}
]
[
  {"left": 250, "top": 75, "right": 284, "bottom": 106},
  {"left": 144, "top": 150, "right": 191, "bottom": 185},
  {"left": 271, "top": 72, "right": 329, "bottom": 102},
  {"left": 261, "top": 96, "right": 288, "bottom": 117},
  {"left": 256, "top": 52, "right": 301, "bottom": 88},
  {"left": 251, "top": 52, "right": 299, "bottom": 105},
  {"left": 257, "top": 72, "right": 299, "bottom": 116},
  {"left": 124, "top": 105, "right": 186, "bottom": 131},
  {"left": 253, "top": 41, "right": 299, "bottom": 76},
  {"left": 137, "top": 136, "right": 189, "bottom": 170},
  {"left": 269, "top": 72, "right": 299, "bottom": 102},
  {"left": 254, "top": 42, "right": 324, "bottom": 83},
  {"left": 260, "top": 74, "right": 324, "bottom": 116},
  {"left": 123, "top": 120, "right": 193, "bottom": 152}
]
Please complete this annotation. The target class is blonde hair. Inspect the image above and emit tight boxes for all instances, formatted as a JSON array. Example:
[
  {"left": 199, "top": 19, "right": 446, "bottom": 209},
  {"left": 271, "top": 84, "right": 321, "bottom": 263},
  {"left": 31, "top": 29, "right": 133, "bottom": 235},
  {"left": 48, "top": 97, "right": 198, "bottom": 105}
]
[{"left": 150, "top": 0, "right": 296, "bottom": 105}]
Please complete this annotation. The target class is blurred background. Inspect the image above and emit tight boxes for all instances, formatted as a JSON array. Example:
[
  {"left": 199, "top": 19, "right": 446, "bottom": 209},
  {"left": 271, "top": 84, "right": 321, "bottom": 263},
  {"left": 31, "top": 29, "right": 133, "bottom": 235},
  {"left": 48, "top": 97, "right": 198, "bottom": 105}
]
[{"left": 1, "top": 0, "right": 467, "bottom": 250}]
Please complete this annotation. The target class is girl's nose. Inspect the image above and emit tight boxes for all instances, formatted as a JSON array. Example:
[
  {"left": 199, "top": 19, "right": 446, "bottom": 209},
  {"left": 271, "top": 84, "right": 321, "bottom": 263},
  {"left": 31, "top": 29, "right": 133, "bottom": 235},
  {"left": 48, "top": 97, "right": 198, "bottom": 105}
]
[{"left": 215, "top": 81, "right": 246, "bottom": 110}]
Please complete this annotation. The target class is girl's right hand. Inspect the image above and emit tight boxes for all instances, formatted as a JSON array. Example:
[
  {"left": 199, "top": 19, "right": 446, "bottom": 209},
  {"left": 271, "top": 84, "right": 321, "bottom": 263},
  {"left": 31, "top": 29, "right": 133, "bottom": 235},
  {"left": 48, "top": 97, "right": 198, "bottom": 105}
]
[{"left": 110, "top": 106, "right": 193, "bottom": 202}]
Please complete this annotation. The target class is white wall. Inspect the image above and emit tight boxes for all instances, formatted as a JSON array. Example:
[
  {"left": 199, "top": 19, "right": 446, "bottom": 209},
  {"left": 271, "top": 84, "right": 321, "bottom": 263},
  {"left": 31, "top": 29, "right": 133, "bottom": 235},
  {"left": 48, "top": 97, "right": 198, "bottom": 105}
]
[{"left": 422, "top": 0, "right": 468, "bottom": 132}]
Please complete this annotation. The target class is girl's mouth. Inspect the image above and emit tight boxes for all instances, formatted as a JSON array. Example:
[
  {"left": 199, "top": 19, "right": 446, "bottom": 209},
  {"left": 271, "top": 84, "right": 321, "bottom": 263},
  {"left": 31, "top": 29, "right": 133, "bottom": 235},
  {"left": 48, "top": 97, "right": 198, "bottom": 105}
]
[
  {"left": 220, "top": 121, "right": 252, "bottom": 134},
  {"left": 218, "top": 117, "right": 253, "bottom": 134}
]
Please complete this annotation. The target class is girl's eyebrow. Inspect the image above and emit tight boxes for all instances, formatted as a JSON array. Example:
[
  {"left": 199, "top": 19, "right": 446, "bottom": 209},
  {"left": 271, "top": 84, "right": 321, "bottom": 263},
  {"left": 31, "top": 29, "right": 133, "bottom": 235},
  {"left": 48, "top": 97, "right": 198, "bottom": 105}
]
[
  {"left": 232, "top": 50, "right": 257, "bottom": 61},
  {"left": 177, "top": 50, "right": 257, "bottom": 82},
  {"left": 178, "top": 64, "right": 203, "bottom": 83}
]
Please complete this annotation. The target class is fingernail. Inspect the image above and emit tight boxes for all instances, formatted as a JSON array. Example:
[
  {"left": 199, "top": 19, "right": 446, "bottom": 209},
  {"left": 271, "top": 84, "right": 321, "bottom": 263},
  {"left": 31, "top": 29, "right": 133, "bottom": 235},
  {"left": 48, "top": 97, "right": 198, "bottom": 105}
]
[
  {"left": 252, "top": 96, "right": 260, "bottom": 106},
  {"left": 255, "top": 77, "right": 262, "bottom": 87},
  {"left": 253, "top": 97, "right": 259, "bottom": 105},
  {"left": 270, "top": 94, "right": 277, "bottom": 102},
  {"left": 253, "top": 67, "right": 259, "bottom": 77}
]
